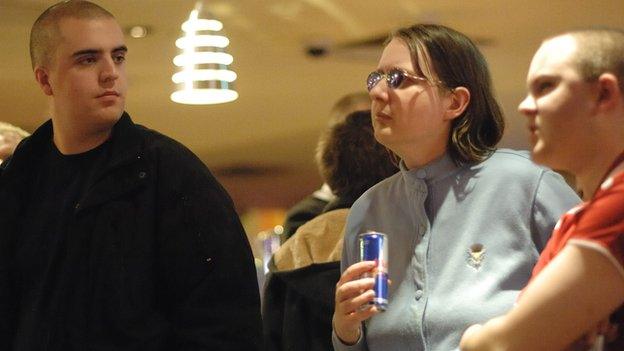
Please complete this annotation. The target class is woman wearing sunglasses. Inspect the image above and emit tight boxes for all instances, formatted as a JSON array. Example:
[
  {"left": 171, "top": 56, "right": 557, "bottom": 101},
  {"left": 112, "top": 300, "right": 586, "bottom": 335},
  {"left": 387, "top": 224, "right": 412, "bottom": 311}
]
[{"left": 331, "top": 24, "right": 580, "bottom": 351}]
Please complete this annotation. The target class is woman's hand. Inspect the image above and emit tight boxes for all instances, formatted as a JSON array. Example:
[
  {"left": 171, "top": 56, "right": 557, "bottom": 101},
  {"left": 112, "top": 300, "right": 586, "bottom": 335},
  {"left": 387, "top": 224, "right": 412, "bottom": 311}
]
[{"left": 332, "top": 260, "right": 380, "bottom": 345}]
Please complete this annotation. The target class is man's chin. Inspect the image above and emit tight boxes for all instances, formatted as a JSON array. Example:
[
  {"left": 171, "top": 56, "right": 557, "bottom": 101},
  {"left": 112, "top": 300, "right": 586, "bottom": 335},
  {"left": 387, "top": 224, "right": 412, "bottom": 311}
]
[
  {"left": 529, "top": 146, "right": 548, "bottom": 165},
  {"left": 90, "top": 108, "right": 124, "bottom": 130},
  {"left": 531, "top": 149, "right": 544, "bottom": 164},
  {"left": 530, "top": 148, "right": 561, "bottom": 170},
  {"left": 100, "top": 106, "right": 124, "bottom": 121}
]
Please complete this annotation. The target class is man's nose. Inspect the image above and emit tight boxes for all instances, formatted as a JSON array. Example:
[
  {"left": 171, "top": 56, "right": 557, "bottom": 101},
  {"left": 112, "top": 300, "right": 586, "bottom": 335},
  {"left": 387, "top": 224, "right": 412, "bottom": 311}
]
[
  {"left": 518, "top": 95, "right": 536, "bottom": 115},
  {"left": 100, "top": 58, "right": 119, "bottom": 82}
]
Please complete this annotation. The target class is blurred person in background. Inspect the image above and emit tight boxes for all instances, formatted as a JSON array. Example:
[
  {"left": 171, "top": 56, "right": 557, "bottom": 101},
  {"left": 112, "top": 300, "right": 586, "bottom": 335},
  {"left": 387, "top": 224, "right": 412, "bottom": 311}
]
[
  {"left": 263, "top": 110, "right": 398, "bottom": 351},
  {"left": 280, "top": 92, "right": 371, "bottom": 243},
  {"left": 0, "top": 122, "right": 29, "bottom": 166},
  {"left": 461, "top": 28, "right": 624, "bottom": 351},
  {"left": 332, "top": 23, "right": 580, "bottom": 351}
]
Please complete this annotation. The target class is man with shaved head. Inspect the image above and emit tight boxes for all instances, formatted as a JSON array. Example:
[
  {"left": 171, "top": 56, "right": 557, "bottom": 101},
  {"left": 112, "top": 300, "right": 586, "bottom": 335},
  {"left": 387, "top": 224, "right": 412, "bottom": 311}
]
[
  {"left": 0, "top": 1, "right": 262, "bottom": 350},
  {"left": 460, "top": 28, "right": 624, "bottom": 350}
]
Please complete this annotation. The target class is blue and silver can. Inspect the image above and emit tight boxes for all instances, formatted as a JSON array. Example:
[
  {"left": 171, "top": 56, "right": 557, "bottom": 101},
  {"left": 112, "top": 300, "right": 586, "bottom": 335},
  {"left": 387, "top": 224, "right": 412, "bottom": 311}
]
[{"left": 358, "top": 231, "right": 389, "bottom": 311}]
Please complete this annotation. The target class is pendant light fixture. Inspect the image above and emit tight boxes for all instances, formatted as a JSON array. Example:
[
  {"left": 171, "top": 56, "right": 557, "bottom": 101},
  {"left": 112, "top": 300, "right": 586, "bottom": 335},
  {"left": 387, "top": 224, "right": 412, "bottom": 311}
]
[{"left": 171, "top": 2, "right": 238, "bottom": 105}]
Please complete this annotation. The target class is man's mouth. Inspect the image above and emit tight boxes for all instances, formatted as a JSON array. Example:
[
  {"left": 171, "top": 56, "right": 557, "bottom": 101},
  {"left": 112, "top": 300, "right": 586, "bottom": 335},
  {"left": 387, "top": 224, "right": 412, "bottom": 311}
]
[
  {"left": 375, "top": 111, "right": 392, "bottom": 121},
  {"left": 98, "top": 91, "right": 119, "bottom": 98}
]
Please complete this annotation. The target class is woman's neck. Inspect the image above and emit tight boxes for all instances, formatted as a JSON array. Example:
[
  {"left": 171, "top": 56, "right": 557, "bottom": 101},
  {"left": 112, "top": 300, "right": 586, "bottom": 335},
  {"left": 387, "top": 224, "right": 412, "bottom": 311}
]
[{"left": 398, "top": 143, "right": 447, "bottom": 170}]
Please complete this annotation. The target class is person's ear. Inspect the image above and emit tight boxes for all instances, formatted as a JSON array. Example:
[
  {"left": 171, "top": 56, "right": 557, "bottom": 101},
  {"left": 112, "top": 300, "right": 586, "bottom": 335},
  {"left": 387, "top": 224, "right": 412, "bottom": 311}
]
[
  {"left": 34, "top": 66, "right": 53, "bottom": 96},
  {"left": 444, "top": 86, "right": 470, "bottom": 120},
  {"left": 595, "top": 73, "right": 621, "bottom": 113}
]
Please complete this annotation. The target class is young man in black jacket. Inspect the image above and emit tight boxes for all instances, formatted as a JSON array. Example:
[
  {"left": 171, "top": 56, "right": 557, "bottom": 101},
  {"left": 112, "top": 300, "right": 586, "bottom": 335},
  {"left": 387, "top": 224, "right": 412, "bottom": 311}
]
[{"left": 0, "top": 1, "right": 262, "bottom": 350}]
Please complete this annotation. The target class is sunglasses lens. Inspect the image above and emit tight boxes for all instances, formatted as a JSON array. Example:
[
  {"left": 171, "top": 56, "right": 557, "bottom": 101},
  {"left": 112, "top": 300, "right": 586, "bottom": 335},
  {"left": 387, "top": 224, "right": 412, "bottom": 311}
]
[
  {"left": 387, "top": 70, "right": 405, "bottom": 89},
  {"left": 367, "top": 72, "right": 382, "bottom": 91}
]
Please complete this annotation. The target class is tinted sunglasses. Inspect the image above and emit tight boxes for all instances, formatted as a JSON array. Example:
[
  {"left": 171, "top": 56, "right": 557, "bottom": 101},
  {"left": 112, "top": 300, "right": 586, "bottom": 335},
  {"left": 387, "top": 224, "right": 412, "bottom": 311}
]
[{"left": 366, "top": 68, "right": 440, "bottom": 92}]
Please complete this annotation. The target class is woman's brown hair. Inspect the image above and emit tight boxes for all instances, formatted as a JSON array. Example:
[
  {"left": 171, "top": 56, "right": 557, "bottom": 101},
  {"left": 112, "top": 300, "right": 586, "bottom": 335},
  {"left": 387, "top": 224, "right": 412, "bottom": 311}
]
[{"left": 392, "top": 24, "right": 505, "bottom": 165}]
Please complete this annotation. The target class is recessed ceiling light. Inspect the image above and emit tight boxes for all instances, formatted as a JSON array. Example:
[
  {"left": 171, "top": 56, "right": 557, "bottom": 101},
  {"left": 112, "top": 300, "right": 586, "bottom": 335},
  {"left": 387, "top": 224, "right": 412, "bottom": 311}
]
[{"left": 127, "top": 25, "right": 149, "bottom": 39}]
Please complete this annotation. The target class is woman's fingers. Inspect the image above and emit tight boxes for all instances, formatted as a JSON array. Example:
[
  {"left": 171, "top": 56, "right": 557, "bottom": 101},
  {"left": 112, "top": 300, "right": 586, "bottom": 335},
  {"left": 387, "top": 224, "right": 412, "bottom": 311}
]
[
  {"left": 333, "top": 290, "right": 381, "bottom": 345},
  {"left": 336, "top": 277, "right": 375, "bottom": 303},
  {"left": 337, "top": 260, "right": 376, "bottom": 286},
  {"left": 336, "top": 286, "right": 375, "bottom": 313},
  {"left": 343, "top": 302, "right": 379, "bottom": 323},
  {"left": 333, "top": 261, "right": 382, "bottom": 345},
  {"left": 335, "top": 260, "right": 377, "bottom": 308}
]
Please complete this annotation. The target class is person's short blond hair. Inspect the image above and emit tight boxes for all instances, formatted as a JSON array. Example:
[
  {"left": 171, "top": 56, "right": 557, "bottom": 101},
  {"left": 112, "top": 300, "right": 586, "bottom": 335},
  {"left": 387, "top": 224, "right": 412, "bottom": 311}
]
[
  {"left": 555, "top": 28, "right": 624, "bottom": 93},
  {"left": 328, "top": 92, "right": 371, "bottom": 124},
  {"left": 0, "top": 122, "right": 29, "bottom": 139},
  {"left": 0, "top": 122, "right": 29, "bottom": 163},
  {"left": 29, "top": 0, "right": 115, "bottom": 69}
]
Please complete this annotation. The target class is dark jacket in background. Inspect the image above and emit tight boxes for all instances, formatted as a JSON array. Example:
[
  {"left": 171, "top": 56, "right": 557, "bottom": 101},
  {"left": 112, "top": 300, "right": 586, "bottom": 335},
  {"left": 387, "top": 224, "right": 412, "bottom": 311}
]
[
  {"left": 280, "top": 195, "right": 328, "bottom": 243},
  {"left": 263, "top": 261, "right": 340, "bottom": 351},
  {"left": 0, "top": 113, "right": 262, "bottom": 351},
  {"left": 263, "top": 197, "right": 354, "bottom": 351}
]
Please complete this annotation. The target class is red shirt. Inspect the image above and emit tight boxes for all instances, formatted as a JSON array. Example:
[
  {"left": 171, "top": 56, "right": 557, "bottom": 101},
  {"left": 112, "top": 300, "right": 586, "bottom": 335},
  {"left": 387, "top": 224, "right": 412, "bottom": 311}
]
[
  {"left": 531, "top": 170, "right": 624, "bottom": 280},
  {"left": 528, "top": 165, "right": 624, "bottom": 350}
]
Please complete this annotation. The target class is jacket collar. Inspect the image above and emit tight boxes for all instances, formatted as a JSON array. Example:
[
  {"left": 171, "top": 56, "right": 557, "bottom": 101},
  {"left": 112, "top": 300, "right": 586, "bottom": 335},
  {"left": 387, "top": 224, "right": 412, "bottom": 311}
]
[
  {"left": 105, "top": 111, "right": 144, "bottom": 170},
  {"left": 76, "top": 112, "right": 149, "bottom": 213},
  {"left": 2, "top": 112, "right": 149, "bottom": 214},
  {"left": 323, "top": 195, "right": 355, "bottom": 213},
  {"left": 400, "top": 152, "right": 459, "bottom": 185},
  {"left": 7, "top": 111, "right": 141, "bottom": 171}
]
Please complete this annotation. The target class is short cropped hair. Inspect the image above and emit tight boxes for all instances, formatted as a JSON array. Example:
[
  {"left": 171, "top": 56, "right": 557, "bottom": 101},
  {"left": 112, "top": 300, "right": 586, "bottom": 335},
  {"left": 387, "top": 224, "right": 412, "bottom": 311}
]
[
  {"left": 560, "top": 28, "right": 624, "bottom": 92},
  {"left": 316, "top": 110, "right": 398, "bottom": 201},
  {"left": 29, "top": 0, "right": 115, "bottom": 69},
  {"left": 328, "top": 92, "right": 371, "bottom": 124},
  {"left": 0, "top": 122, "right": 30, "bottom": 162},
  {"left": 390, "top": 24, "right": 505, "bottom": 165},
  {"left": 0, "top": 122, "right": 30, "bottom": 139}
]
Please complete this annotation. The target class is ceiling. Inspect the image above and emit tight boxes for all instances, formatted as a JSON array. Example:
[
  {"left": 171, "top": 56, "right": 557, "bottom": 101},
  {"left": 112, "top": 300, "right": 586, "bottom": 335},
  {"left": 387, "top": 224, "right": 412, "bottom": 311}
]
[{"left": 1, "top": 0, "right": 623, "bottom": 211}]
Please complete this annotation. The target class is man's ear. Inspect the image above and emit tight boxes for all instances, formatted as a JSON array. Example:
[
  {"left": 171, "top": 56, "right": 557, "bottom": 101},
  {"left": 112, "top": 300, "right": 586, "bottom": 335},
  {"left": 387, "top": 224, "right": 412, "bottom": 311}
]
[
  {"left": 595, "top": 73, "right": 621, "bottom": 112},
  {"left": 34, "top": 66, "right": 53, "bottom": 96},
  {"left": 444, "top": 86, "right": 470, "bottom": 120}
]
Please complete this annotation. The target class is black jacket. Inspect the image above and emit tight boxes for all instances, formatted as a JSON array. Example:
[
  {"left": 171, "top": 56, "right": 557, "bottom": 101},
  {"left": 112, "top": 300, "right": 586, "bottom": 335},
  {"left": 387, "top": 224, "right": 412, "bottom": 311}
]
[
  {"left": 263, "top": 261, "right": 340, "bottom": 351},
  {"left": 0, "top": 113, "right": 262, "bottom": 351},
  {"left": 263, "top": 197, "right": 355, "bottom": 351}
]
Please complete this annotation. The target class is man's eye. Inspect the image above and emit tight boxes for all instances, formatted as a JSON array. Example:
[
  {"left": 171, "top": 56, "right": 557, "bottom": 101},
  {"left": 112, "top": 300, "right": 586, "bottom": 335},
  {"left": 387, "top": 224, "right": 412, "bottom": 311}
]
[
  {"left": 79, "top": 57, "right": 96, "bottom": 64},
  {"left": 113, "top": 55, "right": 126, "bottom": 63},
  {"left": 536, "top": 81, "right": 554, "bottom": 93}
]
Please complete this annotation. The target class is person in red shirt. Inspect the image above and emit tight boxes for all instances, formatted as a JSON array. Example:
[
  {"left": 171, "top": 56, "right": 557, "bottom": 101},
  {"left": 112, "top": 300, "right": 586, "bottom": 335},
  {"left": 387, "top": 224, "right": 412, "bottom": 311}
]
[{"left": 460, "top": 28, "right": 624, "bottom": 351}]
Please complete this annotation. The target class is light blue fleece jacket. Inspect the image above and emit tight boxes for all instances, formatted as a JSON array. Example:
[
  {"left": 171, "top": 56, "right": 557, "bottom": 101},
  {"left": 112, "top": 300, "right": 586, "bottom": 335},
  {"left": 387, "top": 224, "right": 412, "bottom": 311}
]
[{"left": 333, "top": 149, "right": 580, "bottom": 351}]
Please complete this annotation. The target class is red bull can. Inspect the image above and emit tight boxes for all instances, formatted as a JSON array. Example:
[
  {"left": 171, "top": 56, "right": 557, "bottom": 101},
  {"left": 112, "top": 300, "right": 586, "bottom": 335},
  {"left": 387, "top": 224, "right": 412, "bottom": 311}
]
[{"left": 359, "top": 231, "right": 388, "bottom": 311}]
